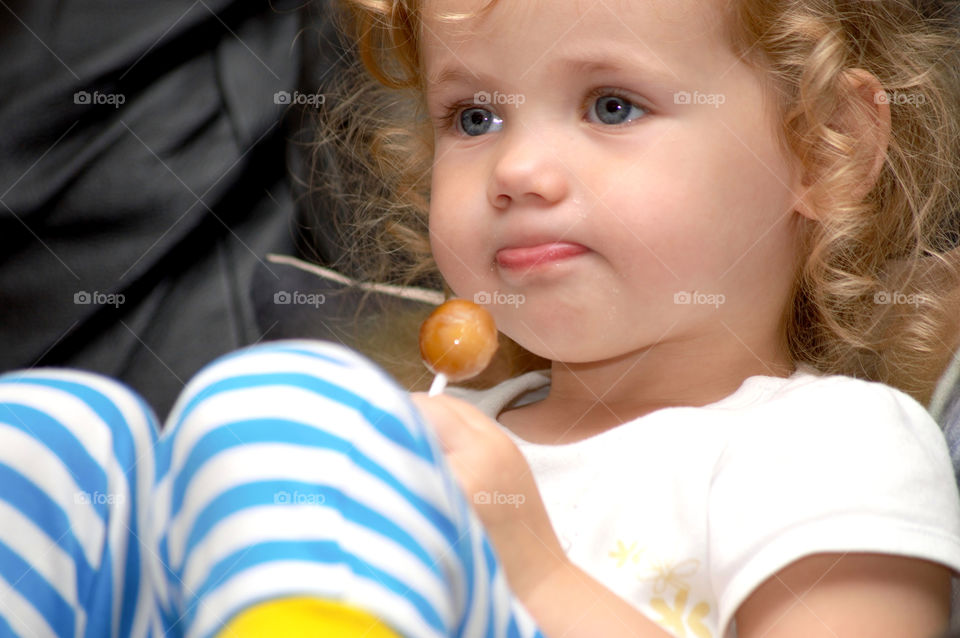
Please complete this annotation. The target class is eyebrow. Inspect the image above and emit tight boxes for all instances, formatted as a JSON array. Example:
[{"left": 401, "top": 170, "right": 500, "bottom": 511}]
[
  {"left": 426, "top": 52, "right": 678, "bottom": 93},
  {"left": 427, "top": 66, "right": 485, "bottom": 90},
  {"left": 560, "top": 55, "right": 674, "bottom": 80}
]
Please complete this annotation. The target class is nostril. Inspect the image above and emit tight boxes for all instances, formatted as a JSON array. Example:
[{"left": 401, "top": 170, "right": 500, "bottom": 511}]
[{"left": 495, "top": 194, "right": 511, "bottom": 208}]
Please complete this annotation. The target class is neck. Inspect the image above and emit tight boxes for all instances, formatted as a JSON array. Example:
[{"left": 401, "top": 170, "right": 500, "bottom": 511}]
[
  {"left": 500, "top": 325, "right": 795, "bottom": 444},
  {"left": 549, "top": 334, "right": 794, "bottom": 419}
]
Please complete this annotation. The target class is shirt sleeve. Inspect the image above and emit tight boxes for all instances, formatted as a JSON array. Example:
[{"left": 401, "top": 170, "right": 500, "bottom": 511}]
[{"left": 708, "top": 375, "right": 960, "bottom": 636}]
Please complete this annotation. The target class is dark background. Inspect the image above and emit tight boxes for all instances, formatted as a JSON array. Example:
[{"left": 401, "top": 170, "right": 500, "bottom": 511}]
[{"left": 0, "top": 0, "right": 355, "bottom": 418}]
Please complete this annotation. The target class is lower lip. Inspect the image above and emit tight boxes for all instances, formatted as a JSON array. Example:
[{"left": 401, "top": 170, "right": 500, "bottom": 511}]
[{"left": 495, "top": 242, "right": 588, "bottom": 270}]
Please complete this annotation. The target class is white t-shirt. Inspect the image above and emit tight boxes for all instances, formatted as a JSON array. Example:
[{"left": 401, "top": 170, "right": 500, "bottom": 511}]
[{"left": 449, "top": 366, "right": 960, "bottom": 638}]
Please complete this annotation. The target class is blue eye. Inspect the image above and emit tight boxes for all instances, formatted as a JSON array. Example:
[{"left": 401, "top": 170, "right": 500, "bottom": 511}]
[
  {"left": 589, "top": 95, "right": 646, "bottom": 125},
  {"left": 459, "top": 107, "right": 503, "bottom": 136}
]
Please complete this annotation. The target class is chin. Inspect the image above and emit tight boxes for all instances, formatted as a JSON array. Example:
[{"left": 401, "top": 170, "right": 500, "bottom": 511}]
[{"left": 501, "top": 325, "right": 598, "bottom": 364}]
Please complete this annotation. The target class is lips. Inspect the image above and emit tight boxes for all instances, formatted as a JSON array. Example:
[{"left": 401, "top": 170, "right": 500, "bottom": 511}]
[{"left": 495, "top": 241, "right": 588, "bottom": 270}]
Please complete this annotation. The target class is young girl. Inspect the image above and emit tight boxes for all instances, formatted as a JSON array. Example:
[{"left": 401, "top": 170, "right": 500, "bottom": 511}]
[
  {"left": 3, "top": 0, "right": 960, "bottom": 636},
  {"left": 309, "top": 0, "right": 960, "bottom": 635}
]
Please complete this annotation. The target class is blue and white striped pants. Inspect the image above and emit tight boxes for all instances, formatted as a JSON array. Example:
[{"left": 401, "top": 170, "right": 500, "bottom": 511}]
[{"left": 0, "top": 340, "right": 544, "bottom": 638}]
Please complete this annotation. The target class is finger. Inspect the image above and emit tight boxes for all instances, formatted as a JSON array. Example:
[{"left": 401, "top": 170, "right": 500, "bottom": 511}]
[
  {"left": 411, "top": 393, "right": 498, "bottom": 452},
  {"left": 410, "top": 393, "right": 466, "bottom": 452},
  {"left": 411, "top": 395, "right": 498, "bottom": 490},
  {"left": 421, "top": 394, "right": 494, "bottom": 430}
]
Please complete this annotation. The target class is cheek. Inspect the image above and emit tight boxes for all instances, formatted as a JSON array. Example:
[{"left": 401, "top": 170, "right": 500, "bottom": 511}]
[
  {"left": 581, "top": 144, "right": 710, "bottom": 275},
  {"left": 430, "top": 154, "right": 478, "bottom": 227},
  {"left": 428, "top": 162, "right": 489, "bottom": 294},
  {"left": 588, "top": 124, "right": 798, "bottom": 286},
  {"left": 705, "top": 140, "right": 799, "bottom": 262}
]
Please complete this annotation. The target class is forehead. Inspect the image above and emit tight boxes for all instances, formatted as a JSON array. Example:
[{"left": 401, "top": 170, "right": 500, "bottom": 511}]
[{"left": 420, "top": 0, "right": 732, "bottom": 82}]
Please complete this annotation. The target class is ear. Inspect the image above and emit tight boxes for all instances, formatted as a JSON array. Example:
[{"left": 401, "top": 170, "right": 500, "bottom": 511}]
[
  {"left": 843, "top": 69, "right": 892, "bottom": 198},
  {"left": 794, "top": 68, "right": 892, "bottom": 221}
]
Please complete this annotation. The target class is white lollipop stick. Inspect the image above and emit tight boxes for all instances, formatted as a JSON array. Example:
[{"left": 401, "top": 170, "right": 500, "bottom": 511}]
[{"left": 428, "top": 372, "right": 448, "bottom": 397}]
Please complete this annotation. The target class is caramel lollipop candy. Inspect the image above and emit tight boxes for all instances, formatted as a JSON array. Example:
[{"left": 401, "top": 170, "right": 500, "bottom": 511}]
[{"left": 419, "top": 299, "right": 499, "bottom": 395}]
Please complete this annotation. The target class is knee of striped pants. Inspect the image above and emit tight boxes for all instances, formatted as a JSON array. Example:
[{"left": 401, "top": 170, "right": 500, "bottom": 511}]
[
  {"left": 151, "top": 339, "right": 529, "bottom": 638},
  {"left": 0, "top": 368, "right": 159, "bottom": 638}
]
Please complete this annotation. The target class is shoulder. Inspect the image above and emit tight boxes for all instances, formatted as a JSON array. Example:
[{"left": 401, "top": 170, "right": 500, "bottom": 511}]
[
  {"left": 715, "top": 369, "right": 956, "bottom": 499},
  {"left": 754, "top": 365, "right": 921, "bottom": 413},
  {"left": 709, "top": 371, "right": 960, "bottom": 635},
  {"left": 729, "top": 368, "right": 944, "bottom": 453}
]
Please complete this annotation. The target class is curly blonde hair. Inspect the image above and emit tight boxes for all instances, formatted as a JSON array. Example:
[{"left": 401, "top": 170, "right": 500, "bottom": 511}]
[{"left": 308, "top": 0, "right": 960, "bottom": 403}]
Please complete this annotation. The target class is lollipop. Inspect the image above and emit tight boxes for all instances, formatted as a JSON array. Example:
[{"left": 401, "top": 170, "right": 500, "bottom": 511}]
[{"left": 419, "top": 299, "right": 499, "bottom": 396}]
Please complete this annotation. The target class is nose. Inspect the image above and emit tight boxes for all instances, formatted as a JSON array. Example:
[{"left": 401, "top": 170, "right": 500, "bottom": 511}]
[{"left": 487, "top": 128, "right": 570, "bottom": 209}]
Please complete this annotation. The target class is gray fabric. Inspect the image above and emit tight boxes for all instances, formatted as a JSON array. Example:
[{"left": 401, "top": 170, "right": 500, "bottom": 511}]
[
  {"left": 446, "top": 370, "right": 551, "bottom": 419},
  {"left": 932, "top": 348, "right": 960, "bottom": 422},
  {"left": 933, "top": 349, "right": 960, "bottom": 496}
]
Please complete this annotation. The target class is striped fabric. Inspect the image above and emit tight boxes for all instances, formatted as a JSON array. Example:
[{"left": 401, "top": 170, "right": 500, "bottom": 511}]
[
  {"left": 0, "top": 369, "right": 158, "bottom": 638},
  {"left": 0, "top": 341, "right": 544, "bottom": 638}
]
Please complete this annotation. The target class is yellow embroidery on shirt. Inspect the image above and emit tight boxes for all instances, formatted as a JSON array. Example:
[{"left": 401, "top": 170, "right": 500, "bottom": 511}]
[
  {"left": 608, "top": 540, "right": 645, "bottom": 567},
  {"left": 687, "top": 601, "right": 711, "bottom": 638},
  {"left": 651, "top": 588, "right": 690, "bottom": 636},
  {"left": 608, "top": 543, "right": 713, "bottom": 637},
  {"left": 640, "top": 557, "right": 700, "bottom": 594},
  {"left": 650, "top": 589, "right": 713, "bottom": 638}
]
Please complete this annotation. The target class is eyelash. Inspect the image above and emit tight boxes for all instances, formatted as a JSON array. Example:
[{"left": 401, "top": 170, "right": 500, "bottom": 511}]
[{"left": 434, "top": 87, "right": 648, "bottom": 133}]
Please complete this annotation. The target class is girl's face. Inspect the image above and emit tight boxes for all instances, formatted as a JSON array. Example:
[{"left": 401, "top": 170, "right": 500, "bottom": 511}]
[{"left": 423, "top": 0, "right": 807, "bottom": 365}]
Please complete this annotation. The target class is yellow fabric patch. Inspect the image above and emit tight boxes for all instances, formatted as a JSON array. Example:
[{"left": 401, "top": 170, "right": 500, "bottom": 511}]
[{"left": 216, "top": 597, "right": 403, "bottom": 638}]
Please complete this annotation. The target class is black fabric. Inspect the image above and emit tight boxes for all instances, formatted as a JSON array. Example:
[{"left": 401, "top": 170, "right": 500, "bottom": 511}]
[{"left": 0, "top": 0, "right": 344, "bottom": 418}]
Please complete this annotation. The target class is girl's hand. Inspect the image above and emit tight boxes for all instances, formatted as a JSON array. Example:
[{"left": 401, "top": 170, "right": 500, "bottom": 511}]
[{"left": 410, "top": 392, "right": 568, "bottom": 600}]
